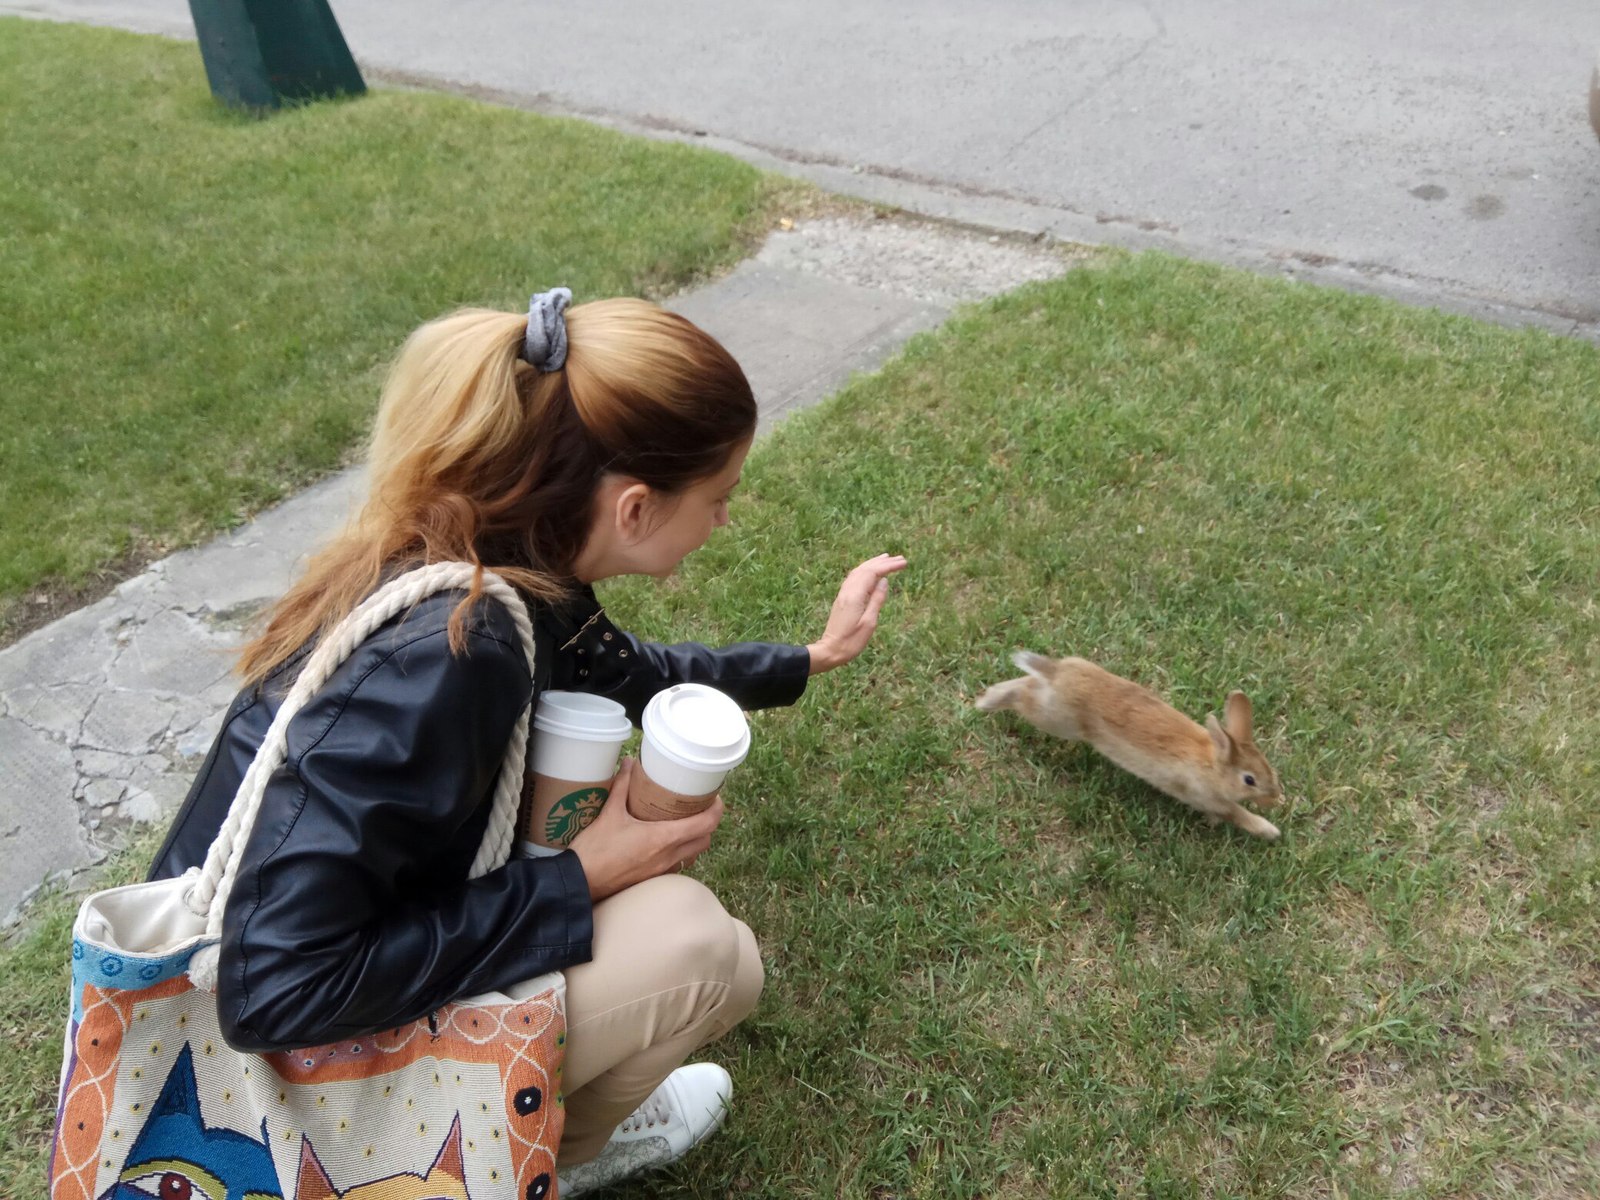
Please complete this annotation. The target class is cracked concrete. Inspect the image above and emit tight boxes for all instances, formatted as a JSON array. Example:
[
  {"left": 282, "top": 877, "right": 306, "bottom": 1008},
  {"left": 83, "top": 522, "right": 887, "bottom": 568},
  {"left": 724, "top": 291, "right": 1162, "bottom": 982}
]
[
  {"left": 0, "top": 214, "right": 1075, "bottom": 923},
  {"left": 0, "top": 464, "right": 370, "bottom": 921}
]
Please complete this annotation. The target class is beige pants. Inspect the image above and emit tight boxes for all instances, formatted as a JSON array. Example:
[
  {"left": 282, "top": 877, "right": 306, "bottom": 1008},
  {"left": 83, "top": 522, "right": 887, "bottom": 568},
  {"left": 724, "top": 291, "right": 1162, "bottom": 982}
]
[{"left": 556, "top": 875, "right": 764, "bottom": 1164}]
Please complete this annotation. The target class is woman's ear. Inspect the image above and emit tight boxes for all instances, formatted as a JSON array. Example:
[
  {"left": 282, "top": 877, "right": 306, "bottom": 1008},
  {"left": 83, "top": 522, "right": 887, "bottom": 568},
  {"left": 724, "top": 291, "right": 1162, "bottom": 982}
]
[{"left": 611, "top": 480, "right": 659, "bottom": 545}]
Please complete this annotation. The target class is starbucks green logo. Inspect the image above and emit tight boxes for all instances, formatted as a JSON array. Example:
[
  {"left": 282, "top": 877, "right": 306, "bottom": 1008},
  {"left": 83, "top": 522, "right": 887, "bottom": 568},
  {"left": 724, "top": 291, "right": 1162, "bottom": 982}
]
[{"left": 544, "top": 786, "right": 608, "bottom": 846}]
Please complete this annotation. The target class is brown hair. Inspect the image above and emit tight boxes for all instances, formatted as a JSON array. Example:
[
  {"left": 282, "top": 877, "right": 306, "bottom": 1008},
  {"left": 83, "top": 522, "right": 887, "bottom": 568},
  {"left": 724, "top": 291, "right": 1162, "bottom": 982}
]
[{"left": 236, "top": 298, "right": 756, "bottom": 686}]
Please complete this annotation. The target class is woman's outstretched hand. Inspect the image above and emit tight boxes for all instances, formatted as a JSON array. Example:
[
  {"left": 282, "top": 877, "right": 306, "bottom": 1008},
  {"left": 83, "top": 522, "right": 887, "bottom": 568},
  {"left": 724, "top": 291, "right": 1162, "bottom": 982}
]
[
  {"left": 807, "top": 553, "right": 908, "bottom": 675},
  {"left": 569, "top": 758, "right": 722, "bottom": 901}
]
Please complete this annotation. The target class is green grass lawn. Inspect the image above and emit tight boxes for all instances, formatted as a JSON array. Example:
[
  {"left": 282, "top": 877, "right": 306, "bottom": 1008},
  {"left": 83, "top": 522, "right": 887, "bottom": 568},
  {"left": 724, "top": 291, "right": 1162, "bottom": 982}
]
[
  {"left": 5, "top": 255, "right": 1596, "bottom": 1197},
  {"left": 0, "top": 17, "right": 800, "bottom": 641},
  {"left": 593, "top": 254, "right": 1599, "bottom": 1197},
  {"left": 4, "top": 24, "right": 1597, "bottom": 1194}
]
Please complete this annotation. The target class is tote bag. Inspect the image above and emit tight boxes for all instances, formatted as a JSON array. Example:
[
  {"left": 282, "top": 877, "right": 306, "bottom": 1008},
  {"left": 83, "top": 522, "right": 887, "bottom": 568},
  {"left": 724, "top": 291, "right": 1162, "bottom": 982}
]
[{"left": 50, "top": 564, "right": 565, "bottom": 1200}]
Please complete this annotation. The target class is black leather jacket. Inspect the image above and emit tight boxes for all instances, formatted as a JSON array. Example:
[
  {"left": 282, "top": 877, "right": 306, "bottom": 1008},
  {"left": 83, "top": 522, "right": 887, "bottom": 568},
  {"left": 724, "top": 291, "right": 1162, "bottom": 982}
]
[{"left": 148, "top": 584, "right": 809, "bottom": 1053}]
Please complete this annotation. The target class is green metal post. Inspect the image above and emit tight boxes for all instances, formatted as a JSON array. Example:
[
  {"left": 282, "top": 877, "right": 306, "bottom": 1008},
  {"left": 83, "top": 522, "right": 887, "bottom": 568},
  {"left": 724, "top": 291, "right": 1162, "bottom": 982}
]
[{"left": 188, "top": 0, "right": 366, "bottom": 112}]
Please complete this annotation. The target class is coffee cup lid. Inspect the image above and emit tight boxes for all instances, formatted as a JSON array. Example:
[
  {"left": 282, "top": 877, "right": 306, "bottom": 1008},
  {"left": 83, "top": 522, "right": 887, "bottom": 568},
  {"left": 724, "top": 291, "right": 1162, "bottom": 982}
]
[
  {"left": 642, "top": 683, "right": 750, "bottom": 771},
  {"left": 533, "top": 691, "right": 632, "bottom": 742}
]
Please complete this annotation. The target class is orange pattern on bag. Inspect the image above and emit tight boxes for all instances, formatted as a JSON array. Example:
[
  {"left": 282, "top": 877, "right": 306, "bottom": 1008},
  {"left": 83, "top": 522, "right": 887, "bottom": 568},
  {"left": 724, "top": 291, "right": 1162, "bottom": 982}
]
[
  {"left": 264, "top": 990, "right": 565, "bottom": 1187},
  {"left": 53, "top": 975, "right": 194, "bottom": 1200},
  {"left": 53, "top": 975, "right": 563, "bottom": 1200}
]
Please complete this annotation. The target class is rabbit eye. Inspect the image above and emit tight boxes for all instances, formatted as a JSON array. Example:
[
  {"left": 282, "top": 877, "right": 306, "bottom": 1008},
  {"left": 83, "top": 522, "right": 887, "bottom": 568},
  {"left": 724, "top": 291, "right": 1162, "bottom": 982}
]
[{"left": 1243, "top": 773, "right": 1257, "bottom": 788}]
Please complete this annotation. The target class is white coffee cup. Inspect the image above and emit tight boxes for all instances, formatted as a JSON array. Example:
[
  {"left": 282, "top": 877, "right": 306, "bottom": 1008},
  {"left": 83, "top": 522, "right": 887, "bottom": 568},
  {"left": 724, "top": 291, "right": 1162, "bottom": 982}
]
[
  {"left": 631, "top": 683, "right": 751, "bottom": 821},
  {"left": 519, "top": 691, "right": 632, "bottom": 856}
]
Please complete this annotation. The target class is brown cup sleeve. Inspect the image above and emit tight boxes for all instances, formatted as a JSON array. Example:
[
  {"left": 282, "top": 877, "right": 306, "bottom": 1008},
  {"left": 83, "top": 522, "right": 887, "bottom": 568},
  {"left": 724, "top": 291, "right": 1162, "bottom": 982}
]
[
  {"left": 628, "top": 767, "right": 719, "bottom": 822},
  {"left": 522, "top": 773, "right": 611, "bottom": 847}
]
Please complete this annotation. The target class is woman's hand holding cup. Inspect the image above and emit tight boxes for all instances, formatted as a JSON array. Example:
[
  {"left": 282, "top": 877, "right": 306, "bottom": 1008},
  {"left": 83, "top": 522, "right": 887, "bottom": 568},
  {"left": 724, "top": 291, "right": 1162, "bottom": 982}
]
[{"left": 569, "top": 758, "right": 722, "bottom": 901}]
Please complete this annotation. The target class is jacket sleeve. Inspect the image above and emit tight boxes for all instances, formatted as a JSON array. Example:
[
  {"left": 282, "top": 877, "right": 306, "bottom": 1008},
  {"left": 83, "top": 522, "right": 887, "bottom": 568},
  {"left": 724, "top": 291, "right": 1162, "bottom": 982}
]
[
  {"left": 216, "top": 622, "right": 593, "bottom": 1053},
  {"left": 607, "top": 635, "right": 811, "bottom": 724}
]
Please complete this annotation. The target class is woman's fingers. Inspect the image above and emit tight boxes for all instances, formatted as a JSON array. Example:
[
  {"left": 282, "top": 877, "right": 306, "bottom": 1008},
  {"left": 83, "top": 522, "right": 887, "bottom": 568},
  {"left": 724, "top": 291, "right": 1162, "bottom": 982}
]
[
  {"left": 862, "top": 576, "right": 891, "bottom": 623},
  {"left": 845, "top": 555, "right": 904, "bottom": 598},
  {"left": 571, "top": 777, "right": 724, "bottom": 898},
  {"left": 859, "top": 553, "right": 908, "bottom": 579},
  {"left": 675, "top": 796, "right": 720, "bottom": 870},
  {"left": 666, "top": 795, "right": 722, "bottom": 853},
  {"left": 607, "top": 756, "right": 636, "bottom": 804},
  {"left": 847, "top": 557, "right": 906, "bottom": 617},
  {"left": 808, "top": 556, "right": 907, "bottom": 673},
  {"left": 645, "top": 792, "right": 721, "bottom": 872},
  {"left": 841, "top": 557, "right": 905, "bottom": 617},
  {"left": 585, "top": 758, "right": 636, "bottom": 836}
]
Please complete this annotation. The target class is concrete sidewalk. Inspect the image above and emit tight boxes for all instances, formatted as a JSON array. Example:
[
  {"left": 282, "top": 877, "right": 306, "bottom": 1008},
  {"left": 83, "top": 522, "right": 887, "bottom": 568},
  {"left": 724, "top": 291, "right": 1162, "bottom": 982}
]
[{"left": 0, "top": 215, "right": 1074, "bottom": 922}]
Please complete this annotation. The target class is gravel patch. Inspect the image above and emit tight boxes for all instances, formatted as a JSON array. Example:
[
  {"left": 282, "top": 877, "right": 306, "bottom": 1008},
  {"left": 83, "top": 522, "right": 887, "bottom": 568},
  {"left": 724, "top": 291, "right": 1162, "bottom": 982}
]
[{"left": 757, "top": 215, "right": 1083, "bottom": 307}]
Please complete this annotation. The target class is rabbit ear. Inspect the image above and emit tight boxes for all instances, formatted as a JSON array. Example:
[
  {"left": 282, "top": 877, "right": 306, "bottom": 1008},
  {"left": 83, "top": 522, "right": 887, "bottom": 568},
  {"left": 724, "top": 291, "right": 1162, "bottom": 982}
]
[
  {"left": 1223, "top": 691, "right": 1254, "bottom": 743},
  {"left": 1205, "top": 713, "right": 1236, "bottom": 763}
]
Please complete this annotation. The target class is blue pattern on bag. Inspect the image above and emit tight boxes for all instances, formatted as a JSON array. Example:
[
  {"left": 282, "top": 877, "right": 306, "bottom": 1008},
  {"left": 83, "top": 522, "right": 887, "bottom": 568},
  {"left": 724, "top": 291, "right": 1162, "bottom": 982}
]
[
  {"left": 97, "top": 1043, "right": 281, "bottom": 1200},
  {"left": 71, "top": 937, "right": 200, "bottom": 1022}
]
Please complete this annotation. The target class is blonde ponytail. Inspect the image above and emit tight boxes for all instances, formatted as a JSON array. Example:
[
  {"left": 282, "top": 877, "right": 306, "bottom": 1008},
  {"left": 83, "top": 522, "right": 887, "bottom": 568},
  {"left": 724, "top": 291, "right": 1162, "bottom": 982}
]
[{"left": 236, "top": 297, "right": 755, "bottom": 686}]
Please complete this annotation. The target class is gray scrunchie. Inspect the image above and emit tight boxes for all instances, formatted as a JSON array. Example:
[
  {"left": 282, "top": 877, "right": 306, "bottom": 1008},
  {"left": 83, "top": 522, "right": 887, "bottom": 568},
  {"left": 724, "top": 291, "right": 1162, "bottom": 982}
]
[{"left": 522, "top": 287, "right": 572, "bottom": 372}]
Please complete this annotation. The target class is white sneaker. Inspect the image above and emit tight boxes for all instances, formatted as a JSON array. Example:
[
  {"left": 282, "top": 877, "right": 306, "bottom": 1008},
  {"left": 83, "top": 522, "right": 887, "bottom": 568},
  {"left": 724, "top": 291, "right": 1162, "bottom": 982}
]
[{"left": 557, "top": 1063, "right": 732, "bottom": 1197}]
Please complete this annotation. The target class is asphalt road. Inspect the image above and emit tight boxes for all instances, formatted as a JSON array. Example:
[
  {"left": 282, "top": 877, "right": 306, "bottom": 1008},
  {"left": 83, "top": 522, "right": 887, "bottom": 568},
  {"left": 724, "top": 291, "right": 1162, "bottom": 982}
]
[{"left": 11, "top": 0, "right": 1600, "bottom": 329}]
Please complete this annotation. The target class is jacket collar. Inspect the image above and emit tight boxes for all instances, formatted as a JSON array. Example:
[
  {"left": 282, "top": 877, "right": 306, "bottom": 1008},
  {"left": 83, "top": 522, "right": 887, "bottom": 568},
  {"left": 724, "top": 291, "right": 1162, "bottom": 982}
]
[{"left": 534, "top": 581, "right": 612, "bottom": 651}]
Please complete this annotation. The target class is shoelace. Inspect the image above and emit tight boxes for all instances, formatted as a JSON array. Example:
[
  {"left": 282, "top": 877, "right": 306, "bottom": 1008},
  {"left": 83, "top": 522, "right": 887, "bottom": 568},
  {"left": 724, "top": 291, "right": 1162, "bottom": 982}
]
[{"left": 619, "top": 1088, "right": 674, "bottom": 1133}]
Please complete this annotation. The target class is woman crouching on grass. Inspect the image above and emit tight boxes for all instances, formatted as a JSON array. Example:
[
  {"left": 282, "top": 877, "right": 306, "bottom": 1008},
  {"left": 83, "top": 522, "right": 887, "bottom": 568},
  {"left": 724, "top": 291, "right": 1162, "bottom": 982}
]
[{"left": 147, "top": 288, "right": 906, "bottom": 1195}]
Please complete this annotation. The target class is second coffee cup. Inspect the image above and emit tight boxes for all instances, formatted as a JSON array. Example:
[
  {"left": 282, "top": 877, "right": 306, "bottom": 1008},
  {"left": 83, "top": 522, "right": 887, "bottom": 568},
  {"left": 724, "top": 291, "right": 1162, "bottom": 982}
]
[
  {"left": 520, "top": 691, "right": 632, "bottom": 856},
  {"left": 631, "top": 683, "right": 751, "bottom": 821}
]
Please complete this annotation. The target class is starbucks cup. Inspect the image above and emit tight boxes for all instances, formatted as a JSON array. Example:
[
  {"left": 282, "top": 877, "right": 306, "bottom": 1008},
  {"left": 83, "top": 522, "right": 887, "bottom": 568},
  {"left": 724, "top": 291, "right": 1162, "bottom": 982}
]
[
  {"left": 631, "top": 683, "right": 752, "bottom": 821},
  {"left": 518, "top": 691, "right": 631, "bottom": 857}
]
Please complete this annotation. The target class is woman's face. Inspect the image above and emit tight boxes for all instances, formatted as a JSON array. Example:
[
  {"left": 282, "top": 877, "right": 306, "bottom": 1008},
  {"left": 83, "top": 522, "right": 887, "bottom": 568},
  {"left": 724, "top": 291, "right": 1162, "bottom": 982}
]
[{"left": 629, "top": 439, "right": 750, "bottom": 577}]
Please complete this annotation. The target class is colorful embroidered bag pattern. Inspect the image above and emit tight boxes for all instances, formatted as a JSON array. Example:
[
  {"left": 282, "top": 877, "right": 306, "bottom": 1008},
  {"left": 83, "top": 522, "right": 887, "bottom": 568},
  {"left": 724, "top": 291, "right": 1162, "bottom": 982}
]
[{"left": 49, "top": 566, "right": 563, "bottom": 1199}]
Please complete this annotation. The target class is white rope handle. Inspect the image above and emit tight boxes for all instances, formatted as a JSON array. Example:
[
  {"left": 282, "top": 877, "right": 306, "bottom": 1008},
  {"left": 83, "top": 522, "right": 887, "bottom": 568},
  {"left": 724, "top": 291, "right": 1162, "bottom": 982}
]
[{"left": 185, "top": 563, "right": 537, "bottom": 936}]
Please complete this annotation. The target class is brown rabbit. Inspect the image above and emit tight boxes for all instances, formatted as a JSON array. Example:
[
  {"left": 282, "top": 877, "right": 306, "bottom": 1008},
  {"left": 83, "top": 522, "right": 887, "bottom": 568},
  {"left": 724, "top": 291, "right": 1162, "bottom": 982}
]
[{"left": 975, "top": 652, "right": 1283, "bottom": 840}]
